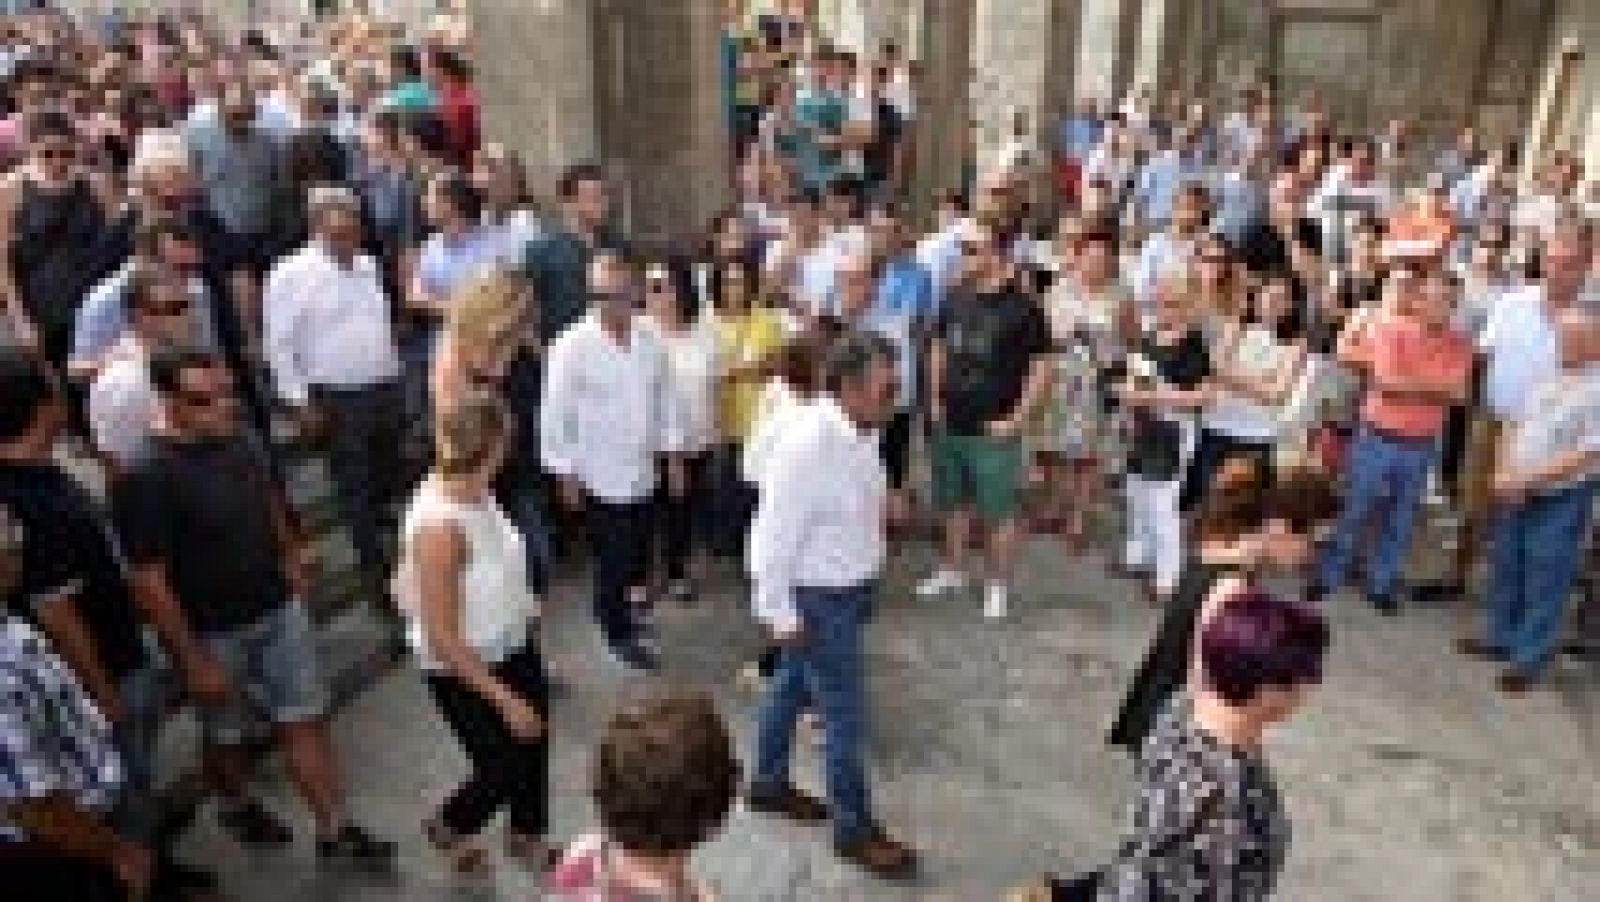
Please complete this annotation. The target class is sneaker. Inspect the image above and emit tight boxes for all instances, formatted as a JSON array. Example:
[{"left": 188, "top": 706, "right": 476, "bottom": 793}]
[
  {"left": 1411, "top": 580, "right": 1463, "bottom": 604},
  {"left": 1368, "top": 593, "right": 1399, "bottom": 616},
  {"left": 746, "top": 783, "right": 829, "bottom": 823},
  {"left": 218, "top": 798, "right": 294, "bottom": 848},
  {"left": 983, "top": 581, "right": 1009, "bottom": 621},
  {"left": 615, "top": 641, "right": 661, "bottom": 674},
  {"left": 317, "top": 822, "right": 397, "bottom": 871},
  {"left": 915, "top": 568, "right": 967, "bottom": 599}
]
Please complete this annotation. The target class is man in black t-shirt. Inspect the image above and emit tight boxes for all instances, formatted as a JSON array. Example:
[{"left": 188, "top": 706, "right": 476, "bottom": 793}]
[
  {"left": 0, "top": 348, "right": 218, "bottom": 894},
  {"left": 113, "top": 345, "right": 395, "bottom": 870},
  {"left": 920, "top": 220, "right": 1053, "bottom": 621}
]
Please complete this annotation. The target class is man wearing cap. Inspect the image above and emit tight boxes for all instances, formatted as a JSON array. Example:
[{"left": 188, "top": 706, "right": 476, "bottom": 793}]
[{"left": 263, "top": 184, "right": 402, "bottom": 605}]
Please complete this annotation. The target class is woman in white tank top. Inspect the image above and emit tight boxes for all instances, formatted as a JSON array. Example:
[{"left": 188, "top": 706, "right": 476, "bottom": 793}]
[{"left": 393, "top": 388, "right": 553, "bottom": 873}]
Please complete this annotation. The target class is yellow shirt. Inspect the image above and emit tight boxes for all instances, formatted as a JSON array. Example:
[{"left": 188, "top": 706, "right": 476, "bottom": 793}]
[{"left": 715, "top": 308, "right": 786, "bottom": 443}]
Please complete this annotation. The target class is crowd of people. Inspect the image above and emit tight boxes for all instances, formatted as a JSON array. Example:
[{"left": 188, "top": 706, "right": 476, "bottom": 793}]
[{"left": 0, "top": 3, "right": 1597, "bottom": 900}]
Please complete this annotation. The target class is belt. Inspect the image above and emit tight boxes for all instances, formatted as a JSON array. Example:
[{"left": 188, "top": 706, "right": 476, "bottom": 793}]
[{"left": 1362, "top": 423, "right": 1437, "bottom": 445}]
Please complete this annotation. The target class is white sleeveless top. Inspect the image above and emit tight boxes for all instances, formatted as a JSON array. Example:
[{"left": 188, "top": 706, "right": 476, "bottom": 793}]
[{"left": 394, "top": 479, "right": 538, "bottom": 672}]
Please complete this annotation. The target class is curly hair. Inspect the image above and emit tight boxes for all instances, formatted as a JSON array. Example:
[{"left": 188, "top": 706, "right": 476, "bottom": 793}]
[{"left": 592, "top": 691, "right": 740, "bottom": 856}]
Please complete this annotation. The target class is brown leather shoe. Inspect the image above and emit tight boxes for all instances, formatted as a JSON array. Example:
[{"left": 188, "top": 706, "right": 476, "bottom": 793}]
[
  {"left": 746, "top": 784, "right": 829, "bottom": 823},
  {"left": 835, "top": 830, "right": 918, "bottom": 880},
  {"left": 1496, "top": 669, "right": 1534, "bottom": 695}
]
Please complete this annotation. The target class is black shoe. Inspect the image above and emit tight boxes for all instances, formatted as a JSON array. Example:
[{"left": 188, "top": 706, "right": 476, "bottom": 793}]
[
  {"left": 317, "top": 822, "right": 398, "bottom": 871},
  {"left": 746, "top": 783, "right": 830, "bottom": 823},
  {"left": 1303, "top": 583, "right": 1328, "bottom": 604},
  {"left": 1456, "top": 637, "right": 1506, "bottom": 661},
  {"left": 1369, "top": 593, "right": 1399, "bottom": 616},
  {"left": 217, "top": 798, "right": 294, "bottom": 847},
  {"left": 1411, "top": 581, "right": 1463, "bottom": 604},
  {"left": 612, "top": 641, "right": 660, "bottom": 674},
  {"left": 151, "top": 854, "right": 219, "bottom": 901}
]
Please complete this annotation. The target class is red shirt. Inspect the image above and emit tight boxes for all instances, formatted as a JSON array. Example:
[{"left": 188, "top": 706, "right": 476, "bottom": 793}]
[
  {"left": 437, "top": 81, "right": 480, "bottom": 167},
  {"left": 1349, "top": 314, "right": 1472, "bottom": 438}
]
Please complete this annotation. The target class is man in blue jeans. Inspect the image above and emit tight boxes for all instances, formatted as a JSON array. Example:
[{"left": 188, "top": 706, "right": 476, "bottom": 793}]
[
  {"left": 1310, "top": 268, "right": 1472, "bottom": 612},
  {"left": 746, "top": 332, "right": 917, "bottom": 879},
  {"left": 1463, "top": 311, "right": 1599, "bottom": 693}
]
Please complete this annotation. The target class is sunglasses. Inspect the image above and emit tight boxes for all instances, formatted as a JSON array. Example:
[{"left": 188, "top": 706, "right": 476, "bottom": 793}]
[
  {"left": 176, "top": 384, "right": 234, "bottom": 407},
  {"left": 137, "top": 299, "right": 191, "bottom": 317},
  {"left": 36, "top": 145, "right": 75, "bottom": 161}
]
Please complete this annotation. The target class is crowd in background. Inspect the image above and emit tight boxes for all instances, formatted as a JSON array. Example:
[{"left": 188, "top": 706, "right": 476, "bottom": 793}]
[{"left": 0, "top": 2, "right": 1596, "bottom": 900}]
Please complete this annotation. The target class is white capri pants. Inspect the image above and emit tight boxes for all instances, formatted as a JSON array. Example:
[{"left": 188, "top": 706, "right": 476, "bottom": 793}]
[{"left": 1123, "top": 419, "right": 1195, "bottom": 597}]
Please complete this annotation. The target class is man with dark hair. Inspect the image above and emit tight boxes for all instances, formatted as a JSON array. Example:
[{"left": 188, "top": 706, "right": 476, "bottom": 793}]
[
  {"left": 114, "top": 345, "right": 395, "bottom": 869},
  {"left": 746, "top": 330, "right": 918, "bottom": 879},
  {"left": 523, "top": 162, "right": 622, "bottom": 343},
  {"left": 384, "top": 44, "right": 436, "bottom": 111},
  {"left": 431, "top": 49, "right": 479, "bottom": 167}
]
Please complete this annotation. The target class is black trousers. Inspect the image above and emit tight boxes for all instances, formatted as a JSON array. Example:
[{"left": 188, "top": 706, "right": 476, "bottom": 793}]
[
  {"left": 424, "top": 646, "right": 549, "bottom": 838},
  {"left": 0, "top": 843, "right": 129, "bottom": 901},
  {"left": 707, "top": 444, "right": 758, "bottom": 560},
  {"left": 313, "top": 381, "right": 405, "bottom": 584},
  {"left": 654, "top": 452, "right": 710, "bottom": 583},
  {"left": 879, "top": 409, "right": 914, "bottom": 490},
  {"left": 587, "top": 499, "right": 654, "bottom": 648}
]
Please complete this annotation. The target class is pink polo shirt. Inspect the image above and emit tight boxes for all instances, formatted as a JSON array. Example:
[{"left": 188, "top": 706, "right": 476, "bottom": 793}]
[{"left": 1349, "top": 315, "right": 1472, "bottom": 439}]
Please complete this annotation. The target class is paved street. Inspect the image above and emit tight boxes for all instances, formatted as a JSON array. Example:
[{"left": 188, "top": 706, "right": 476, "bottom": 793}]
[{"left": 178, "top": 537, "right": 1599, "bottom": 901}]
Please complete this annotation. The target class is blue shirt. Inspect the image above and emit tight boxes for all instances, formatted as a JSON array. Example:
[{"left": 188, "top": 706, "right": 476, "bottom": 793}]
[
  {"left": 875, "top": 255, "right": 935, "bottom": 322},
  {"left": 416, "top": 226, "right": 508, "bottom": 308},
  {"left": 1135, "top": 152, "right": 1208, "bottom": 228},
  {"left": 1057, "top": 116, "right": 1102, "bottom": 161},
  {"left": 70, "top": 265, "right": 220, "bottom": 370}
]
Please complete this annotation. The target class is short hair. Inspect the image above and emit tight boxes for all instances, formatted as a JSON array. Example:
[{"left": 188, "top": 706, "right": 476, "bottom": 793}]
[
  {"left": 433, "top": 49, "right": 471, "bottom": 81},
  {"left": 557, "top": 162, "right": 606, "bottom": 200},
  {"left": 771, "top": 334, "right": 823, "bottom": 396},
  {"left": 1195, "top": 467, "right": 1339, "bottom": 543},
  {"left": 389, "top": 44, "right": 422, "bottom": 79},
  {"left": 146, "top": 344, "right": 220, "bottom": 397},
  {"left": 1199, "top": 590, "right": 1329, "bottom": 705},
  {"left": 821, "top": 330, "right": 896, "bottom": 395},
  {"left": 430, "top": 171, "right": 483, "bottom": 222},
  {"left": 26, "top": 108, "right": 76, "bottom": 142},
  {"left": 133, "top": 216, "right": 198, "bottom": 257},
  {"left": 592, "top": 691, "right": 739, "bottom": 855},
  {"left": 433, "top": 386, "right": 511, "bottom": 477},
  {"left": 1078, "top": 229, "right": 1119, "bottom": 254},
  {"left": 0, "top": 348, "right": 58, "bottom": 443}
]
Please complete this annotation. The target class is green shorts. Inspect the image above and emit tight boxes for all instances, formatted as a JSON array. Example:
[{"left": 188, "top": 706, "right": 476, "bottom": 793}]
[{"left": 930, "top": 432, "right": 1024, "bottom": 523}]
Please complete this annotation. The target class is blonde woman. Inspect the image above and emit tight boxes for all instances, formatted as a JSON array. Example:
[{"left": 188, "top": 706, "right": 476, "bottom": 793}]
[
  {"left": 431, "top": 269, "right": 553, "bottom": 595},
  {"left": 396, "top": 388, "right": 554, "bottom": 873}
]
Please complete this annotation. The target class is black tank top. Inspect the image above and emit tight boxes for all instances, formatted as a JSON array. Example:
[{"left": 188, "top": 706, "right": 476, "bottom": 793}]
[{"left": 11, "top": 176, "right": 108, "bottom": 334}]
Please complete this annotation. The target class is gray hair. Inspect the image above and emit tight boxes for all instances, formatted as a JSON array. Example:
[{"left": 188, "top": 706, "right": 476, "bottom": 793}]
[{"left": 821, "top": 330, "right": 896, "bottom": 395}]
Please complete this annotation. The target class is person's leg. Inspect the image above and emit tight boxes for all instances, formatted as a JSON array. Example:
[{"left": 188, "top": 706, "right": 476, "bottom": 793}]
[
  {"left": 751, "top": 638, "right": 810, "bottom": 792},
  {"left": 1364, "top": 438, "right": 1433, "bottom": 602},
  {"left": 1484, "top": 505, "right": 1526, "bottom": 655},
  {"left": 587, "top": 502, "right": 633, "bottom": 650},
  {"left": 1315, "top": 428, "right": 1391, "bottom": 595},
  {"left": 922, "top": 433, "right": 973, "bottom": 591},
  {"left": 319, "top": 390, "right": 389, "bottom": 590},
  {"left": 1149, "top": 476, "right": 1184, "bottom": 598},
  {"left": 795, "top": 585, "right": 874, "bottom": 845},
  {"left": 110, "top": 662, "right": 166, "bottom": 846},
  {"left": 1123, "top": 474, "right": 1151, "bottom": 573},
  {"left": 658, "top": 460, "right": 692, "bottom": 585},
  {"left": 972, "top": 436, "right": 1024, "bottom": 578},
  {"left": 499, "top": 648, "right": 551, "bottom": 841},
  {"left": 1181, "top": 427, "right": 1226, "bottom": 512},
  {"left": 423, "top": 667, "right": 520, "bottom": 838},
  {"left": 1504, "top": 484, "right": 1596, "bottom": 678},
  {"left": 255, "top": 602, "right": 342, "bottom": 835}
]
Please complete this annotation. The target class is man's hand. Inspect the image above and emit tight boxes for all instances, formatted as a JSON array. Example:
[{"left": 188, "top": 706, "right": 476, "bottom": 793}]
[
  {"left": 183, "top": 653, "right": 234, "bottom": 706},
  {"left": 559, "top": 476, "right": 585, "bottom": 510},
  {"left": 986, "top": 417, "right": 1021, "bottom": 439},
  {"left": 492, "top": 691, "right": 545, "bottom": 742}
]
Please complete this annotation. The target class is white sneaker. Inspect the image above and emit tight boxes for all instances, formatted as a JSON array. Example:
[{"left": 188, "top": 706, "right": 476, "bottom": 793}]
[
  {"left": 915, "top": 568, "right": 968, "bottom": 599},
  {"left": 983, "top": 581, "right": 1009, "bottom": 621}
]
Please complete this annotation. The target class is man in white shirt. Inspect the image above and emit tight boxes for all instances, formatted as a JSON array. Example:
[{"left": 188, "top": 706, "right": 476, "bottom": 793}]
[
  {"left": 87, "top": 265, "right": 204, "bottom": 474},
  {"left": 746, "top": 331, "right": 918, "bottom": 880},
  {"left": 263, "top": 185, "right": 402, "bottom": 599},
  {"left": 541, "top": 250, "right": 686, "bottom": 672}
]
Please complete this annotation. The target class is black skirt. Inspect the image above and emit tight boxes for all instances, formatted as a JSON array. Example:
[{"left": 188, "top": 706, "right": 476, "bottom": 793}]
[{"left": 1107, "top": 561, "right": 1236, "bottom": 753}]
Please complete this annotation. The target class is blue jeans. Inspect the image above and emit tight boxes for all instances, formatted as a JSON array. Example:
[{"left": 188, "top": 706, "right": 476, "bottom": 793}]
[
  {"left": 1486, "top": 480, "right": 1597, "bottom": 674},
  {"left": 753, "top": 582, "right": 876, "bottom": 845},
  {"left": 1317, "top": 426, "right": 1435, "bottom": 599},
  {"left": 111, "top": 651, "right": 175, "bottom": 844}
]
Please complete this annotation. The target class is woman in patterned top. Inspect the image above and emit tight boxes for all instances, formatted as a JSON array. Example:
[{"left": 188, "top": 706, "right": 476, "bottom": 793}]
[{"left": 1099, "top": 590, "right": 1328, "bottom": 901}]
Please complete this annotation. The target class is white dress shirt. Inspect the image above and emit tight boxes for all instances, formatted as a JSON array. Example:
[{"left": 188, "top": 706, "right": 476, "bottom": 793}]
[
  {"left": 87, "top": 337, "right": 159, "bottom": 470},
  {"left": 540, "top": 314, "right": 686, "bottom": 503},
  {"left": 747, "top": 397, "right": 887, "bottom": 633},
  {"left": 263, "top": 242, "right": 400, "bottom": 406},
  {"left": 643, "top": 316, "right": 720, "bottom": 457}
]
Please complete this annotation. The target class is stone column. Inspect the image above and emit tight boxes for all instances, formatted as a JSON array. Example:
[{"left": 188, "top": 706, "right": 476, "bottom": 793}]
[
  {"left": 470, "top": 0, "right": 600, "bottom": 203},
  {"left": 1129, "top": 0, "right": 1169, "bottom": 97},
  {"left": 911, "top": 0, "right": 973, "bottom": 221},
  {"left": 592, "top": 0, "right": 731, "bottom": 246},
  {"left": 1078, "top": 0, "right": 1136, "bottom": 106}
]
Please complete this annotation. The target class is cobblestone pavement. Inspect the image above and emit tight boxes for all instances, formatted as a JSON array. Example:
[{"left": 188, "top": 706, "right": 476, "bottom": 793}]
[{"left": 179, "top": 539, "right": 1599, "bottom": 901}]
